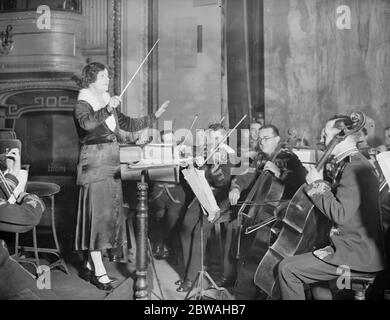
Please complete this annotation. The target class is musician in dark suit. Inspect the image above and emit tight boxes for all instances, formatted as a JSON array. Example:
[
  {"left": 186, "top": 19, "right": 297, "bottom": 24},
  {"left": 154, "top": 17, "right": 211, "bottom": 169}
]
[
  {"left": 278, "top": 115, "right": 386, "bottom": 300},
  {"left": 0, "top": 149, "right": 58, "bottom": 299},
  {"left": 73, "top": 62, "right": 169, "bottom": 291},
  {"left": 176, "top": 123, "right": 232, "bottom": 292},
  {"left": 230, "top": 125, "right": 307, "bottom": 205},
  {"left": 229, "top": 124, "right": 307, "bottom": 299}
]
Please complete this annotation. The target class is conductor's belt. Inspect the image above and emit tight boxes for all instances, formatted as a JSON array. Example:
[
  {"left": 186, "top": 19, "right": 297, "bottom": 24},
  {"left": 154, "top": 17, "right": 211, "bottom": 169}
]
[{"left": 84, "top": 134, "right": 118, "bottom": 145}]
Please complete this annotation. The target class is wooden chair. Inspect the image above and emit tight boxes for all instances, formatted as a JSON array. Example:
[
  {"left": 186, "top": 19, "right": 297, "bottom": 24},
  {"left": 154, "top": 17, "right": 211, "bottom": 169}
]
[
  {"left": 14, "top": 181, "right": 69, "bottom": 276},
  {"left": 349, "top": 272, "right": 377, "bottom": 300}
]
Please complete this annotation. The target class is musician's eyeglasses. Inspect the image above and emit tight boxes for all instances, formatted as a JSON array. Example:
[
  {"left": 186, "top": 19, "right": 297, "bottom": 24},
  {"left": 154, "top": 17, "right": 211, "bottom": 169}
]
[{"left": 258, "top": 136, "right": 276, "bottom": 143}]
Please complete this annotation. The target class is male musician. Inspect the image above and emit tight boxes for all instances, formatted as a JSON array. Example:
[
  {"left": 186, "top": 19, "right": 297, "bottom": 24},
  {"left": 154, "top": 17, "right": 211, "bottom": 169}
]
[
  {"left": 357, "top": 128, "right": 372, "bottom": 158},
  {"left": 250, "top": 123, "right": 261, "bottom": 147},
  {"left": 278, "top": 115, "right": 386, "bottom": 300},
  {"left": 229, "top": 124, "right": 307, "bottom": 299},
  {"left": 376, "top": 126, "right": 390, "bottom": 153},
  {"left": 0, "top": 149, "right": 59, "bottom": 299},
  {"left": 149, "top": 130, "right": 186, "bottom": 260},
  {"left": 176, "top": 123, "right": 232, "bottom": 292}
]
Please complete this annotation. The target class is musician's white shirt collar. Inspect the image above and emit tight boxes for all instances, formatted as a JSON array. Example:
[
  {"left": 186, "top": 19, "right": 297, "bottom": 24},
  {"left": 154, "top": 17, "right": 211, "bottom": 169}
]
[
  {"left": 78, "top": 88, "right": 116, "bottom": 132},
  {"left": 333, "top": 147, "right": 359, "bottom": 164}
]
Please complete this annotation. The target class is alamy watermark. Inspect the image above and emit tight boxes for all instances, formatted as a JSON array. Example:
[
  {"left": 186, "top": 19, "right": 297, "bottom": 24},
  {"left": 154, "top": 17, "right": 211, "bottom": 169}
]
[
  {"left": 336, "top": 5, "right": 351, "bottom": 30},
  {"left": 36, "top": 5, "right": 51, "bottom": 30}
]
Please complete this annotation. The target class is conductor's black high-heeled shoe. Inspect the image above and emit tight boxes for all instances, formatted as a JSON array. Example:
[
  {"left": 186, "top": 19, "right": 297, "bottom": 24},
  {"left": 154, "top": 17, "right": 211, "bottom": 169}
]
[{"left": 91, "top": 274, "right": 114, "bottom": 292}]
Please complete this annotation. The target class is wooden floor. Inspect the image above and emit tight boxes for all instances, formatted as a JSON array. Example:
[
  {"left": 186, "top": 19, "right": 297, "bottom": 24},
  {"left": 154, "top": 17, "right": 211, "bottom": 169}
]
[
  {"left": 5, "top": 179, "right": 233, "bottom": 300},
  {"left": 39, "top": 255, "right": 231, "bottom": 300}
]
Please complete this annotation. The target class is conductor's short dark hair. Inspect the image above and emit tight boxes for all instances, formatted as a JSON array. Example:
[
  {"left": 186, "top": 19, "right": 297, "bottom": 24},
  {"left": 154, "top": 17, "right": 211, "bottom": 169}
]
[{"left": 79, "top": 62, "right": 107, "bottom": 88}]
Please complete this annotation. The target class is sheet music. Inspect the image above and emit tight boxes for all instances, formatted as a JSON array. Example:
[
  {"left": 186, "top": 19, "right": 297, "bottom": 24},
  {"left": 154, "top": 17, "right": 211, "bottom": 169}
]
[
  {"left": 182, "top": 167, "right": 220, "bottom": 222},
  {"left": 376, "top": 151, "right": 390, "bottom": 192},
  {"left": 6, "top": 169, "right": 28, "bottom": 204}
]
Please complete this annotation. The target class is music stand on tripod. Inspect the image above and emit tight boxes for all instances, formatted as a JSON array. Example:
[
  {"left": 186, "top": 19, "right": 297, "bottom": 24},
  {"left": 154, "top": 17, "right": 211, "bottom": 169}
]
[
  {"left": 184, "top": 205, "right": 232, "bottom": 300},
  {"left": 147, "top": 239, "right": 165, "bottom": 300}
]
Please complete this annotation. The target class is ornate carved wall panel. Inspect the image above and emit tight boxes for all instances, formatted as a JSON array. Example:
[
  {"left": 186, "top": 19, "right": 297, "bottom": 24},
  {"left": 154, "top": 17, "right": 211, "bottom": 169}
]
[
  {"left": 0, "top": 89, "right": 79, "bottom": 176},
  {"left": 0, "top": 11, "right": 85, "bottom": 74}
]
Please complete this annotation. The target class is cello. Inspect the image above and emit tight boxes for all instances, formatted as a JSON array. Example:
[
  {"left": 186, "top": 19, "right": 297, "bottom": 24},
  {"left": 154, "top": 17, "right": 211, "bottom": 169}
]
[
  {"left": 232, "top": 145, "right": 284, "bottom": 262},
  {"left": 254, "top": 111, "right": 366, "bottom": 299}
]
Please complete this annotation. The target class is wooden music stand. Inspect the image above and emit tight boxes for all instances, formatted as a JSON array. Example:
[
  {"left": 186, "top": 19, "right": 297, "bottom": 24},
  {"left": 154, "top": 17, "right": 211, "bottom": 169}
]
[{"left": 120, "top": 143, "right": 180, "bottom": 300}]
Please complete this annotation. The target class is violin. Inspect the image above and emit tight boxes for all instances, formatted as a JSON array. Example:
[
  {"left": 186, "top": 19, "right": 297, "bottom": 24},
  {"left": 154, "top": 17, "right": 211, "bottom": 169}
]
[
  {"left": 254, "top": 112, "right": 366, "bottom": 299},
  {"left": 183, "top": 116, "right": 247, "bottom": 168}
]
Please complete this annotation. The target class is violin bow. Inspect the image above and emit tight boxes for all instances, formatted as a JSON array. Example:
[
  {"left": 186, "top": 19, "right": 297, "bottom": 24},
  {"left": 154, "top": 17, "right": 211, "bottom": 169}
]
[
  {"left": 119, "top": 39, "right": 160, "bottom": 99},
  {"left": 179, "top": 114, "right": 199, "bottom": 146},
  {"left": 220, "top": 108, "right": 228, "bottom": 125}
]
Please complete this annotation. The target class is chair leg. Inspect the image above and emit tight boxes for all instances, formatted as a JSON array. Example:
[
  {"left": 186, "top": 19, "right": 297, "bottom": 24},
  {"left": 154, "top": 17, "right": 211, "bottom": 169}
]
[
  {"left": 214, "top": 223, "right": 224, "bottom": 272},
  {"left": 50, "top": 195, "right": 69, "bottom": 274},
  {"left": 32, "top": 227, "right": 40, "bottom": 268},
  {"left": 223, "top": 221, "right": 234, "bottom": 276},
  {"left": 50, "top": 195, "right": 61, "bottom": 252},
  {"left": 128, "top": 213, "right": 136, "bottom": 259},
  {"left": 15, "top": 233, "right": 19, "bottom": 257}
]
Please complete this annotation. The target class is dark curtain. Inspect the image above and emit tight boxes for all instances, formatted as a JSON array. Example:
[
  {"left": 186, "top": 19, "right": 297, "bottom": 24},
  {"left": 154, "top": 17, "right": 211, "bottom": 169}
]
[{"left": 225, "top": 0, "right": 264, "bottom": 128}]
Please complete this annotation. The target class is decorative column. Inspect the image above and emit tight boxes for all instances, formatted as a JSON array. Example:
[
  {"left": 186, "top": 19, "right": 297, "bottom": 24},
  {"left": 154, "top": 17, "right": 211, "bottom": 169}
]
[
  {"left": 112, "top": 0, "right": 121, "bottom": 96},
  {"left": 147, "top": 0, "right": 159, "bottom": 118}
]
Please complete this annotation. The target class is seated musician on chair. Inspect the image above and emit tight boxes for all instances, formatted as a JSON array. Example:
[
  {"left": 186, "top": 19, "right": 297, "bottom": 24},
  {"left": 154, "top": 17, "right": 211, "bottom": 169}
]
[
  {"left": 149, "top": 130, "right": 186, "bottom": 260},
  {"left": 229, "top": 124, "right": 307, "bottom": 300},
  {"left": 278, "top": 115, "right": 386, "bottom": 300},
  {"left": 0, "top": 149, "right": 59, "bottom": 300},
  {"left": 176, "top": 123, "right": 232, "bottom": 292}
]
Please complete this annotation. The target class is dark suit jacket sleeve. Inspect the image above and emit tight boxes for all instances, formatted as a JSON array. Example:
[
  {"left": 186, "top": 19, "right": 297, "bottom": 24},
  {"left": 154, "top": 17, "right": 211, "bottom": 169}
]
[
  {"left": 74, "top": 100, "right": 112, "bottom": 131},
  {"left": 117, "top": 110, "right": 157, "bottom": 132},
  {"left": 304, "top": 162, "right": 361, "bottom": 224},
  {"left": 230, "top": 157, "right": 257, "bottom": 192},
  {"left": 280, "top": 155, "right": 307, "bottom": 198},
  {"left": 207, "top": 163, "right": 231, "bottom": 188}
]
